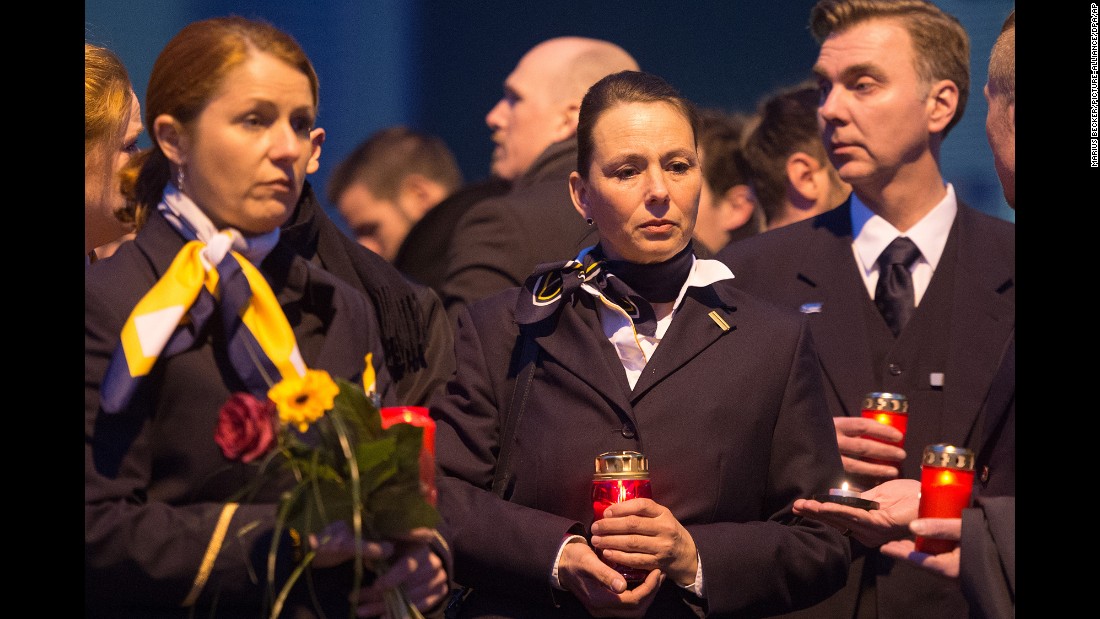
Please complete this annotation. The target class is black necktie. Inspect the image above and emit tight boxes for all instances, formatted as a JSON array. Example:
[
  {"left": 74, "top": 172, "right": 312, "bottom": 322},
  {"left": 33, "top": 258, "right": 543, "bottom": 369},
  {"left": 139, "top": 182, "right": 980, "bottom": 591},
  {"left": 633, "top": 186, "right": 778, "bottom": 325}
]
[{"left": 874, "top": 237, "right": 921, "bottom": 337}]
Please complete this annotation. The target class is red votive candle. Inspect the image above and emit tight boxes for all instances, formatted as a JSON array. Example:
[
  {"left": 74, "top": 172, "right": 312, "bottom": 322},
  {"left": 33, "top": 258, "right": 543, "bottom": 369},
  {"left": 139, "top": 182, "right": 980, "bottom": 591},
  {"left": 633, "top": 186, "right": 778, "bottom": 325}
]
[
  {"left": 592, "top": 451, "right": 652, "bottom": 586},
  {"left": 380, "top": 406, "right": 437, "bottom": 506},
  {"left": 914, "top": 444, "right": 975, "bottom": 555},
  {"left": 859, "top": 392, "right": 909, "bottom": 466}
]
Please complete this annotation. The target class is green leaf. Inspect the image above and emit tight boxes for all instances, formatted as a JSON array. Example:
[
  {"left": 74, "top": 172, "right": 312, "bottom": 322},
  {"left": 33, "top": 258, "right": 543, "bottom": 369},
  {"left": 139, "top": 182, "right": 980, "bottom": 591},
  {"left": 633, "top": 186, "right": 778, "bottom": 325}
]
[
  {"left": 332, "top": 378, "right": 383, "bottom": 441},
  {"left": 354, "top": 437, "right": 399, "bottom": 494},
  {"left": 368, "top": 483, "right": 441, "bottom": 537},
  {"left": 280, "top": 467, "right": 354, "bottom": 535},
  {"left": 382, "top": 423, "right": 425, "bottom": 486}
]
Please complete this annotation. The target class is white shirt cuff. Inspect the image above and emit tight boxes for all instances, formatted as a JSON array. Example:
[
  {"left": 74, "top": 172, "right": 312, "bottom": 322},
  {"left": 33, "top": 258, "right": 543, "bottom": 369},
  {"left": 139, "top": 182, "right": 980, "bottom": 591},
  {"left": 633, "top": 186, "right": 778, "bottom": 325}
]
[
  {"left": 550, "top": 535, "right": 588, "bottom": 590},
  {"left": 676, "top": 550, "right": 705, "bottom": 598}
]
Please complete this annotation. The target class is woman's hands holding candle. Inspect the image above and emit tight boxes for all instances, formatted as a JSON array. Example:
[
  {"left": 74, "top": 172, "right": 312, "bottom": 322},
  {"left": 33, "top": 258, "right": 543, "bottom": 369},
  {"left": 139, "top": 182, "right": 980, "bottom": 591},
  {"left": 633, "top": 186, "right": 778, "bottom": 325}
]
[
  {"left": 590, "top": 497, "right": 700, "bottom": 589},
  {"left": 794, "top": 479, "right": 921, "bottom": 547},
  {"left": 880, "top": 518, "right": 961, "bottom": 578},
  {"left": 832, "top": 417, "right": 907, "bottom": 490},
  {"left": 558, "top": 540, "right": 663, "bottom": 617}
]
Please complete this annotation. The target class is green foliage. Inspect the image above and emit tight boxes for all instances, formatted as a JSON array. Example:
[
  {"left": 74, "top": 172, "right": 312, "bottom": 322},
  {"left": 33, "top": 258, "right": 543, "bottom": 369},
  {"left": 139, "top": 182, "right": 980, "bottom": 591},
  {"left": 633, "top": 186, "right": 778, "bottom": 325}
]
[{"left": 278, "top": 378, "right": 440, "bottom": 539}]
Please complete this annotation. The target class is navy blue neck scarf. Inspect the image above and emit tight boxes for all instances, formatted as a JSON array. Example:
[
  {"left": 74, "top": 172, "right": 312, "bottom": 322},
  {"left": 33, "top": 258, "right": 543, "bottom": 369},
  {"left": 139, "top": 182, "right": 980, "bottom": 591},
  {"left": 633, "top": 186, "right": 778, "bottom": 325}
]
[{"left": 517, "top": 242, "right": 694, "bottom": 336}]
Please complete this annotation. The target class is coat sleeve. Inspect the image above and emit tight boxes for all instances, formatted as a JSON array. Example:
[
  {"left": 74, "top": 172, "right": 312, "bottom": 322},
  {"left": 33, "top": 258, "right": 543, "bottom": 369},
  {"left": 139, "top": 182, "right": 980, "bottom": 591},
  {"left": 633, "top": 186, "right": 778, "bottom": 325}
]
[
  {"left": 961, "top": 496, "right": 1015, "bottom": 618},
  {"left": 431, "top": 298, "right": 585, "bottom": 607}
]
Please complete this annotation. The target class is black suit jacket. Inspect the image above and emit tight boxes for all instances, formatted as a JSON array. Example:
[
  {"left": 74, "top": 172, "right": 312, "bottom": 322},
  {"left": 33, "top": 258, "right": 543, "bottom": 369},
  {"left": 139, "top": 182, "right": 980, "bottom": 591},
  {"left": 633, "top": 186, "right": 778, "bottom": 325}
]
[
  {"left": 715, "top": 199, "right": 1015, "bottom": 618},
  {"left": 85, "top": 209, "right": 397, "bottom": 617},
  {"left": 961, "top": 496, "right": 1015, "bottom": 619},
  {"left": 394, "top": 175, "right": 511, "bottom": 296},
  {"left": 433, "top": 272, "right": 851, "bottom": 618},
  {"left": 440, "top": 138, "right": 598, "bottom": 323},
  {"left": 960, "top": 330, "right": 1014, "bottom": 619}
]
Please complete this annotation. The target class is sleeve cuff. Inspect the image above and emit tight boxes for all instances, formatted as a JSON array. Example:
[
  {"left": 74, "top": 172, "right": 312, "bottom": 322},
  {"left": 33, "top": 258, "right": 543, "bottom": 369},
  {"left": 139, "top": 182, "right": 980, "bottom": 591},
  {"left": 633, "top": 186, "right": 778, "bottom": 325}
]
[
  {"left": 550, "top": 535, "right": 588, "bottom": 590},
  {"left": 676, "top": 550, "right": 705, "bottom": 598}
]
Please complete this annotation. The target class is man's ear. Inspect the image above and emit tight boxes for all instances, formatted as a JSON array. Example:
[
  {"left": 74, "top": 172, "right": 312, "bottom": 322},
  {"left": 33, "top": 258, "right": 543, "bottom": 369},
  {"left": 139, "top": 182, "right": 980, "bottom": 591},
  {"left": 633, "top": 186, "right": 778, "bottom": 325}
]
[
  {"left": 306, "top": 127, "right": 326, "bottom": 175},
  {"left": 785, "top": 151, "right": 822, "bottom": 203},
  {"left": 717, "top": 184, "right": 757, "bottom": 232},
  {"left": 568, "top": 171, "right": 589, "bottom": 221},
  {"left": 557, "top": 101, "right": 582, "bottom": 142},
  {"left": 926, "top": 79, "right": 960, "bottom": 135},
  {"left": 399, "top": 173, "right": 446, "bottom": 219},
  {"left": 154, "top": 114, "right": 188, "bottom": 166}
]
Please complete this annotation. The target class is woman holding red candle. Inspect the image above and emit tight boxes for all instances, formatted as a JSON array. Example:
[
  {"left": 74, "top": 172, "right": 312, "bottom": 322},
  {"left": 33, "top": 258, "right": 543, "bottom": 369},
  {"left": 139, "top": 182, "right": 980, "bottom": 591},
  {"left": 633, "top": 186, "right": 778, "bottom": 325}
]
[{"left": 431, "top": 70, "right": 850, "bottom": 618}]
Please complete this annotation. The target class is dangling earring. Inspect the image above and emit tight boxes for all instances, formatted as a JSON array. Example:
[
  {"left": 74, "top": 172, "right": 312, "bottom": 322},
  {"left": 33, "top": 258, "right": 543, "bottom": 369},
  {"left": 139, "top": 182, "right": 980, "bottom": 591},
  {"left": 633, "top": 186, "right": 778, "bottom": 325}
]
[
  {"left": 176, "top": 165, "right": 186, "bottom": 193},
  {"left": 586, "top": 217, "right": 593, "bottom": 226}
]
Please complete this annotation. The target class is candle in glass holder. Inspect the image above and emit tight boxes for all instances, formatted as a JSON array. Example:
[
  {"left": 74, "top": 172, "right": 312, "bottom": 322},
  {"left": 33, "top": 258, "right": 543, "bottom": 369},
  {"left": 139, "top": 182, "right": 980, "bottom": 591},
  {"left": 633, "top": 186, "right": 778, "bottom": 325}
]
[
  {"left": 914, "top": 444, "right": 975, "bottom": 555},
  {"left": 592, "top": 450, "right": 652, "bottom": 586},
  {"left": 380, "top": 406, "right": 437, "bottom": 506},
  {"left": 859, "top": 392, "right": 909, "bottom": 466}
]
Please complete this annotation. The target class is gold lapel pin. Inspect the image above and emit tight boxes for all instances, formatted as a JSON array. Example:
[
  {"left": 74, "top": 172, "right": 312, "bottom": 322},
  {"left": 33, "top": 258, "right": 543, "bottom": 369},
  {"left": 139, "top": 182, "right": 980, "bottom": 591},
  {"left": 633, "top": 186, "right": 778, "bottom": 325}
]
[{"left": 708, "top": 310, "right": 730, "bottom": 332}]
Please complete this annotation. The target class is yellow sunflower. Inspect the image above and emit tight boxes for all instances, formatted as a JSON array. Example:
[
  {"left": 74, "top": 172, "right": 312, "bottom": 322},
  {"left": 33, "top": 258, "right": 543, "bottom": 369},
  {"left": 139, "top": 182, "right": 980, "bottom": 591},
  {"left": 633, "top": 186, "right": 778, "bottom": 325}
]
[{"left": 268, "top": 369, "right": 340, "bottom": 432}]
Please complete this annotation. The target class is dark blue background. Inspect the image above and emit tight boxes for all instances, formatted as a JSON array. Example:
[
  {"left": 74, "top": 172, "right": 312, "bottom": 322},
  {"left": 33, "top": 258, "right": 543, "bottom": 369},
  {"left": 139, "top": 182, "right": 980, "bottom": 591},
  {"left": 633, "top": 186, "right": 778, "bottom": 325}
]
[{"left": 85, "top": 0, "right": 1015, "bottom": 230}]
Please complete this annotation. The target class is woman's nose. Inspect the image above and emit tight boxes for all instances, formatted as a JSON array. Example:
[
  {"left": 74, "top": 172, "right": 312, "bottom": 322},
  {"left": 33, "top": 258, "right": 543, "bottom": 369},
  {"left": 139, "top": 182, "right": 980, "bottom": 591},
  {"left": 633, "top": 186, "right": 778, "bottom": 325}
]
[{"left": 644, "top": 169, "right": 670, "bottom": 205}]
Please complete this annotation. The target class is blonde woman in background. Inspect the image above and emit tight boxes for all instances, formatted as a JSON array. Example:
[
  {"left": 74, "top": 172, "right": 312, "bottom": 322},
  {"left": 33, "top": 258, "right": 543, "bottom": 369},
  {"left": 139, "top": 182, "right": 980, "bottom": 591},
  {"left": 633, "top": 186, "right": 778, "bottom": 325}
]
[{"left": 85, "top": 42, "right": 142, "bottom": 263}]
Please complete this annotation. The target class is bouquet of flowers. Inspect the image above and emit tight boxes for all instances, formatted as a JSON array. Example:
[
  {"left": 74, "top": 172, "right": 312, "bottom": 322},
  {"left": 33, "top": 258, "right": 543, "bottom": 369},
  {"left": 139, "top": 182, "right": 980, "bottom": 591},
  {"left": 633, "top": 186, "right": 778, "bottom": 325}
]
[{"left": 214, "top": 354, "right": 440, "bottom": 619}]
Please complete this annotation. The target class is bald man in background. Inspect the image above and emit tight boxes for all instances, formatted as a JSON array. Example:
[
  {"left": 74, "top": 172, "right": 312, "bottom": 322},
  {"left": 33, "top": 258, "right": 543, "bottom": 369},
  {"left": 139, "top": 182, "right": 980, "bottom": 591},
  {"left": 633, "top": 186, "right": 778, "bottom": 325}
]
[{"left": 440, "top": 37, "right": 639, "bottom": 321}]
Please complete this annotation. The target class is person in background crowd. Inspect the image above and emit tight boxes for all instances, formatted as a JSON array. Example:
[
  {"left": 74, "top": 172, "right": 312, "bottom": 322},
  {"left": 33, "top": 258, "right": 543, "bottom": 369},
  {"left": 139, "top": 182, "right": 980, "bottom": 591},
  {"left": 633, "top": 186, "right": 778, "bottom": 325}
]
[
  {"left": 739, "top": 81, "right": 850, "bottom": 231},
  {"left": 439, "top": 36, "right": 639, "bottom": 323},
  {"left": 432, "top": 70, "right": 850, "bottom": 619},
  {"left": 328, "top": 125, "right": 464, "bottom": 263},
  {"left": 85, "top": 42, "right": 143, "bottom": 263},
  {"left": 690, "top": 107, "right": 763, "bottom": 257},
  {"left": 715, "top": 1, "right": 1014, "bottom": 616},
  {"left": 86, "top": 16, "right": 450, "bottom": 618}
]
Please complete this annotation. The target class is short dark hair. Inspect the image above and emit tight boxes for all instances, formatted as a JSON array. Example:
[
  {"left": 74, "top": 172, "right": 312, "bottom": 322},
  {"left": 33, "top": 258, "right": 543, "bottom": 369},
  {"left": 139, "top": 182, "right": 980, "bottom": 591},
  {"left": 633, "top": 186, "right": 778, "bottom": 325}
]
[
  {"left": 696, "top": 108, "right": 753, "bottom": 199},
  {"left": 327, "top": 126, "right": 464, "bottom": 204},
  {"left": 575, "top": 70, "right": 698, "bottom": 178},
  {"left": 742, "top": 82, "right": 826, "bottom": 223}
]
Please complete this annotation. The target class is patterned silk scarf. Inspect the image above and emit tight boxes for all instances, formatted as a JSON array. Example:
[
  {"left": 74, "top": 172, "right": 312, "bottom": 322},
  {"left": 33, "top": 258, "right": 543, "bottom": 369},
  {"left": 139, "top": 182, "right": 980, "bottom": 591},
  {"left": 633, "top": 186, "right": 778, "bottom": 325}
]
[
  {"left": 100, "top": 186, "right": 306, "bottom": 414},
  {"left": 517, "top": 243, "right": 694, "bottom": 336}
]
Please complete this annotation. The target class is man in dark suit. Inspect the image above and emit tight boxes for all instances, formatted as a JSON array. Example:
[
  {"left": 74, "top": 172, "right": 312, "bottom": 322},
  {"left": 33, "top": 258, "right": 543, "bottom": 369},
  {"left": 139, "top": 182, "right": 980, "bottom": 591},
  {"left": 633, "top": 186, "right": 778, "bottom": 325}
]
[
  {"left": 715, "top": 1, "right": 1014, "bottom": 617},
  {"left": 439, "top": 36, "right": 639, "bottom": 322},
  {"left": 394, "top": 174, "right": 510, "bottom": 297}
]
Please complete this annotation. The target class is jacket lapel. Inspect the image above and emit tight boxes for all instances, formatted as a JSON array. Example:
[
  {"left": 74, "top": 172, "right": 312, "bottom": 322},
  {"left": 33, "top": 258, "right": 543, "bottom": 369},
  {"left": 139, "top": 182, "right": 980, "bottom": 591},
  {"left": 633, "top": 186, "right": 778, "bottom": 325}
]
[
  {"left": 531, "top": 295, "right": 636, "bottom": 417},
  {"left": 795, "top": 206, "right": 876, "bottom": 416},
  {"left": 629, "top": 283, "right": 737, "bottom": 400}
]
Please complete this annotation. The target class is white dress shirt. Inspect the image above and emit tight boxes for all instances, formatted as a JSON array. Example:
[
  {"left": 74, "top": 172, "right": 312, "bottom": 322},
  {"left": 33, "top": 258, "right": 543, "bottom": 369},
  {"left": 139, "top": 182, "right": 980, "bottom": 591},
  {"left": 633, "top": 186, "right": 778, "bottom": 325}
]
[{"left": 850, "top": 183, "right": 958, "bottom": 307}]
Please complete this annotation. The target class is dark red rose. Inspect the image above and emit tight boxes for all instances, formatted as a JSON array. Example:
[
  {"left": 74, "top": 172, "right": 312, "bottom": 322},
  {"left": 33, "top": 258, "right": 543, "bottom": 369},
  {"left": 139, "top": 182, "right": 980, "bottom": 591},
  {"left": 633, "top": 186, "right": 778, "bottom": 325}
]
[{"left": 215, "top": 393, "right": 277, "bottom": 463}]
